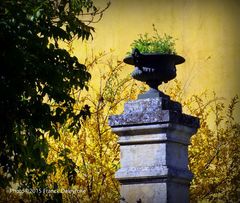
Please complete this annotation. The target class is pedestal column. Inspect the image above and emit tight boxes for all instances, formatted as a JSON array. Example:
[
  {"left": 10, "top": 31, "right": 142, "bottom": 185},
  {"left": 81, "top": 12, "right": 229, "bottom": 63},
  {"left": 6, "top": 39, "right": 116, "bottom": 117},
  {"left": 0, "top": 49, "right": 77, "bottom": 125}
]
[{"left": 109, "top": 96, "right": 199, "bottom": 203}]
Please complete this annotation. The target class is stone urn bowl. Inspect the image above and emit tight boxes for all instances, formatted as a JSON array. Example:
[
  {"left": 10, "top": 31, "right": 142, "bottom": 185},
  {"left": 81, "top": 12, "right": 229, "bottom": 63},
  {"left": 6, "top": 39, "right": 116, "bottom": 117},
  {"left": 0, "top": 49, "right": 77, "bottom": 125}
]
[{"left": 123, "top": 48, "right": 185, "bottom": 98}]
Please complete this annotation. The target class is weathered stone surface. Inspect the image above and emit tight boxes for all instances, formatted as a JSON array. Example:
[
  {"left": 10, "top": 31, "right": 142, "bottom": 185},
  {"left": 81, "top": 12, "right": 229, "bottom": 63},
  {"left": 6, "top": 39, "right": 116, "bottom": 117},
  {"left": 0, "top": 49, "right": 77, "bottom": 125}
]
[
  {"left": 109, "top": 96, "right": 199, "bottom": 203},
  {"left": 112, "top": 124, "right": 196, "bottom": 144},
  {"left": 108, "top": 97, "right": 199, "bottom": 129},
  {"left": 115, "top": 124, "right": 194, "bottom": 184},
  {"left": 120, "top": 182, "right": 189, "bottom": 203},
  {"left": 116, "top": 166, "right": 193, "bottom": 183}
]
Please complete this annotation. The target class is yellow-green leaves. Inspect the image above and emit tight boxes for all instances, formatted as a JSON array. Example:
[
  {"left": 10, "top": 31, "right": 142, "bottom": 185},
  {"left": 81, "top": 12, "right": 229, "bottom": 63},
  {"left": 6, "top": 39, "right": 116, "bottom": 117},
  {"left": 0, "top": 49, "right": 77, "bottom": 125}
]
[{"left": 128, "top": 24, "right": 176, "bottom": 54}]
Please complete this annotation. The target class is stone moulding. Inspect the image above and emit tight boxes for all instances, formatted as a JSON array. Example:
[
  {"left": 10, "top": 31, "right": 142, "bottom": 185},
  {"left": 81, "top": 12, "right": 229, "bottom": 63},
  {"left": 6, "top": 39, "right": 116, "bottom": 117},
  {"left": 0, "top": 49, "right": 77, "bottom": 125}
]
[
  {"left": 116, "top": 165, "right": 193, "bottom": 185},
  {"left": 110, "top": 123, "right": 196, "bottom": 145}
]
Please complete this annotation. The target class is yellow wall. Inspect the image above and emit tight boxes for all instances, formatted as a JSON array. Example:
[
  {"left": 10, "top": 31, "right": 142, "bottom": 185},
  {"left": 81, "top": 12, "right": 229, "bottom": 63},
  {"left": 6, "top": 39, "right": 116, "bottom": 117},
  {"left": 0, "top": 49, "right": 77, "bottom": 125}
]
[{"left": 74, "top": 0, "right": 240, "bottom": 100}]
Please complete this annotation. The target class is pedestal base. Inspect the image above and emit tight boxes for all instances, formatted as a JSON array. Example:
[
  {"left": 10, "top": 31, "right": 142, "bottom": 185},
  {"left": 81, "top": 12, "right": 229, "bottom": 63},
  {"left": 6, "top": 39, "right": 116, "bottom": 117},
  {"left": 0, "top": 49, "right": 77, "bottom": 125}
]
[{"left": 109, "top": 97, "right": 199, "bottom": 203}]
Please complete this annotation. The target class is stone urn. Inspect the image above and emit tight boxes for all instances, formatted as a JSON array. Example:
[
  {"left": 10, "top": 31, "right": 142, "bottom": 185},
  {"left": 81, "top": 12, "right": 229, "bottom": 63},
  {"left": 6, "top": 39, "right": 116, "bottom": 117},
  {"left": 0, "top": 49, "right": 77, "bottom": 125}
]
[{"left": 123, "top": 48, "right": 185, "bottom": 98}]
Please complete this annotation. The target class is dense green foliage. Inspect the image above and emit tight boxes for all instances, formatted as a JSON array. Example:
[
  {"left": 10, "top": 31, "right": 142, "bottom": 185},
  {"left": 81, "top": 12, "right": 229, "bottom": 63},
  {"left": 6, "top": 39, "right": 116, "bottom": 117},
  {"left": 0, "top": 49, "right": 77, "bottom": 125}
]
[
  {"left": 129, "top": 25, "right": 176, "bottom": 54},
  {"left": 0, "top": 0, "right": 108, "bottom": 192}
]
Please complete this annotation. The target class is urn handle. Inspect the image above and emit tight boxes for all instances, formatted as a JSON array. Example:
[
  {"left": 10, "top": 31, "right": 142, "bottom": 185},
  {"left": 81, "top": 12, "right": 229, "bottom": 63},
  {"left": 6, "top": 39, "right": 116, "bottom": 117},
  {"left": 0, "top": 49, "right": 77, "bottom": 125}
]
[{"left": 132, "top": 48, "right": 142, "bottom": 67}]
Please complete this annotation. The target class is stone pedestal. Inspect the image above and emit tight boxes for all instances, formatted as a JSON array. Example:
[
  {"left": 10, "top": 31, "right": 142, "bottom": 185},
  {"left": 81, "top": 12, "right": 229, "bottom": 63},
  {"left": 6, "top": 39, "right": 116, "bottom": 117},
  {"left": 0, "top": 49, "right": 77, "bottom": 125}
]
[{"left": 109, "top": 97, "right": 199, "bottom": 203}]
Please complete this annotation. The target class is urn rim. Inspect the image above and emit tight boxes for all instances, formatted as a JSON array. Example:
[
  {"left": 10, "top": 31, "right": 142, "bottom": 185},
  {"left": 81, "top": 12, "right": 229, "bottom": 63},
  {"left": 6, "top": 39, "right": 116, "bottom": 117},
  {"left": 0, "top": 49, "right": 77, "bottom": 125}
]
[{"left": 123, "top": 53, "right": 185, "bottom": 66}]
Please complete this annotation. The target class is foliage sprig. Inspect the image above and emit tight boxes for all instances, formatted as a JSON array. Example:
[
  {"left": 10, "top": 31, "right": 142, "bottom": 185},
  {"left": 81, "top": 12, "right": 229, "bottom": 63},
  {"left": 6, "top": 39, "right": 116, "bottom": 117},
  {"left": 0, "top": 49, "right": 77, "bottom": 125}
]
[{"left": 129, "top": 24, "right": 176, "bottom": 54}]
